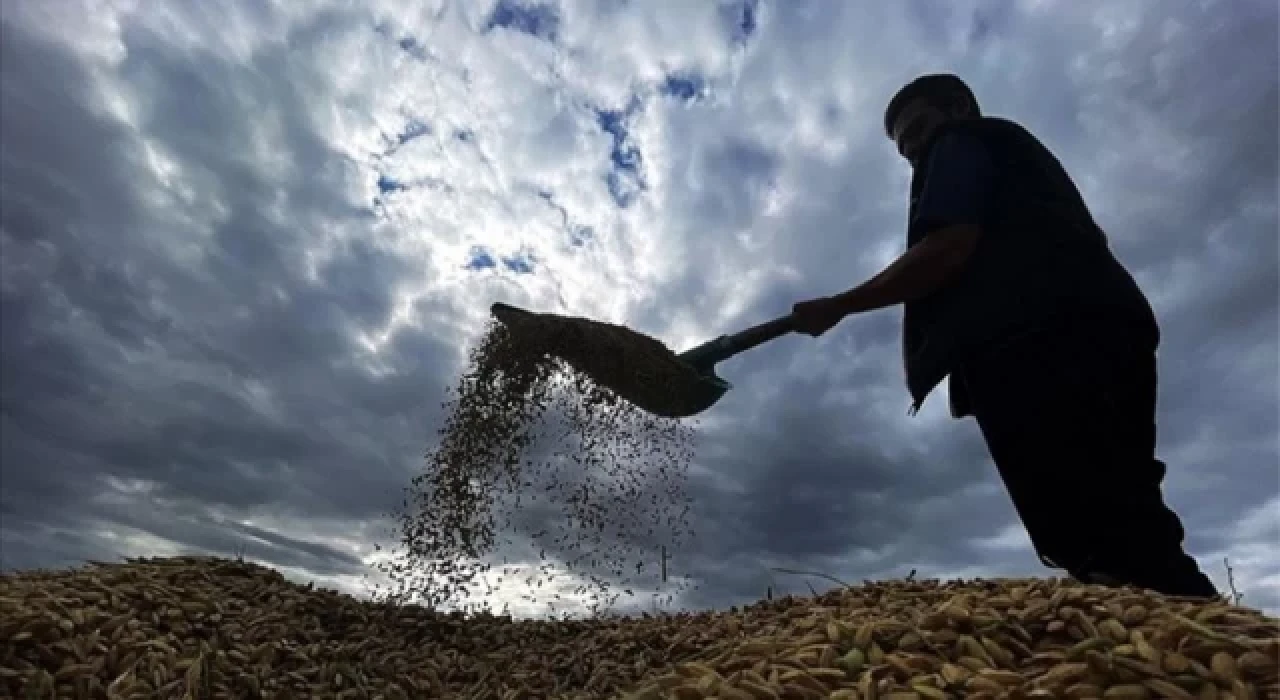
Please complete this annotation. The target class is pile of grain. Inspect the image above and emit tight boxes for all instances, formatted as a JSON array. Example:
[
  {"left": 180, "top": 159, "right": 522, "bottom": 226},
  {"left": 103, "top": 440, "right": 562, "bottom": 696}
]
[
  {"left": 2, "top": 556, "right": 1276, "bottom": 699},
  {"left": 374, "top": 317, "right": 698, "bottom": 614},
  {"left": 621, "top": 583, "right": 1278, "bottom": 700}
]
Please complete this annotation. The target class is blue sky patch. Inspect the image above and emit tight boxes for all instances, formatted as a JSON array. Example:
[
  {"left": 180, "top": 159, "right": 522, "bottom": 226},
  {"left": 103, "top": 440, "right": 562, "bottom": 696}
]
[
  {"left": 594, "top": 98, "right": 646, "bottom": 208},
  {"left": 662, "top": 74, "right": 706, "bottom": 102},
  {"left": 501, "top": 252, "right": 535, "bottom": 274},
  {"left": 485, "top": 0, "right": 561, "bottom": 42},
  {"left": 465, "top": 247, "right": 497, "bottom": 271},
  {"left": 464, "top": 246, "right": 535, "bottom": 274},
  {"left": 399, "top": 118, "right": 430, "bottom": 145},
  {"left": 376, "top": 175, "right": 407, "bottom": 194},
  {"left": 720, "top": 0, "right": 760, "bottom": 47}
]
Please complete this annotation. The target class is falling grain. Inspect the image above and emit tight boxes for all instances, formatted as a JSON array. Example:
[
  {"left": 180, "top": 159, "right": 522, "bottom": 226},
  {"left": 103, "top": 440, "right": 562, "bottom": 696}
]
[{"left": 373, "top": 316, "right": 700, "bottom": 615}]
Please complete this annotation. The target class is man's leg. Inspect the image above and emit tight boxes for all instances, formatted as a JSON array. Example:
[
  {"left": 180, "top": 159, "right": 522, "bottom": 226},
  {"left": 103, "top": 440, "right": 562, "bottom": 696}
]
[{"left": 960, "top": 325, "right": 1217, "bottom": 598}]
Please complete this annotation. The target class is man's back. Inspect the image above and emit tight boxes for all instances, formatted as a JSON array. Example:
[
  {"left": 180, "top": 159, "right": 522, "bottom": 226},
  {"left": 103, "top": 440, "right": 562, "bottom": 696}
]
[{"left": 902, "top": 115, "right": 1161, "bottom": 411}]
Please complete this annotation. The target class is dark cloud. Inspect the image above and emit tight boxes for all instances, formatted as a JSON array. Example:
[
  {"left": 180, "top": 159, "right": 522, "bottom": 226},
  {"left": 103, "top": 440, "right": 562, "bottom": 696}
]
[
  {"left": 1, "top": 1, "right": 1276, "bottom": 617},
  {"left": 1, "top": 13, "right": 449, "bottom": 581}
]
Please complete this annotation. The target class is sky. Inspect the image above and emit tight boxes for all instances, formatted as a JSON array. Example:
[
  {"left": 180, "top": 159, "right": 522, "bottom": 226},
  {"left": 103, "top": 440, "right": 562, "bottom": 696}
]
[{"left": 2, "top": 0, "right": 1277, "bottom": 617}]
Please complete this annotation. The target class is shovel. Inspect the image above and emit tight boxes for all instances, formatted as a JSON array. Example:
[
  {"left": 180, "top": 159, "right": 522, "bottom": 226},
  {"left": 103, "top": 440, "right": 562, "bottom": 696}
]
[{"left": 490, "top": 302, "right": 796, "bottom": 418}]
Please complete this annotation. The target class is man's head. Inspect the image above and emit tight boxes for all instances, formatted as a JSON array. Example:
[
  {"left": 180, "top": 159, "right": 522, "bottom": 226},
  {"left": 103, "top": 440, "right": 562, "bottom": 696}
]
[{"left": 884, "top": 74, "right": 981, "bottom": 167}]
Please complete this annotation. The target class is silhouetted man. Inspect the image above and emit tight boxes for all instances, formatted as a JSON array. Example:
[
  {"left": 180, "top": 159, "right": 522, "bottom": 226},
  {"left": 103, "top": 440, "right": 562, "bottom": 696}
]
[{"left": 791, "top": 73, "right": 1217, "bottom": 598}]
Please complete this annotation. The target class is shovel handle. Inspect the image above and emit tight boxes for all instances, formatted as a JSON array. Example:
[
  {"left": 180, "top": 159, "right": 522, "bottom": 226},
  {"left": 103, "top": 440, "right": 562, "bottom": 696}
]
[
  {"left": 725, "top": 313, "right": 796, "bottom": 356},
  {"left": 679, "top": 313, "right": 796, "bottom": 370}
]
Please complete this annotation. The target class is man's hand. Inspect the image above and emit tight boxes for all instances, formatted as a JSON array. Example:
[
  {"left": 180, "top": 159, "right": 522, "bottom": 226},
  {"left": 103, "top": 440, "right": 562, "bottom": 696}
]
[{"left": 791, "top": 296, "right": 847, "bottom": 337}]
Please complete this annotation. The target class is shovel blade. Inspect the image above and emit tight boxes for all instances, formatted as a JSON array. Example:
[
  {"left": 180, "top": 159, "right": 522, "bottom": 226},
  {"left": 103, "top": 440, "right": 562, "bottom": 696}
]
[
  {"left": 660, "top": 374, "right": 730, "bottom": 417},
  {"left": 489, "top": 301, "right": 732, "bottom": 418}
]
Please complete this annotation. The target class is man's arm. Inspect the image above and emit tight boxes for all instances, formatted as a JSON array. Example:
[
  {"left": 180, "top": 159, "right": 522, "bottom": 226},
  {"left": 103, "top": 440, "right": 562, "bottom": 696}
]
[
  {"left": 831, "top": 224, "right": 981, "bottom": 314},
  {"left": 831, "top": 130, "right": 998, "bottom": 316}
]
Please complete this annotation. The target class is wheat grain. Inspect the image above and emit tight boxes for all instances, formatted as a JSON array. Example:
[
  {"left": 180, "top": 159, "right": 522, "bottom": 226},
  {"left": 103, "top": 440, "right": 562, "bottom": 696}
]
[{"left": 617, "top": 578, "right": 1279, "bottom": 700}]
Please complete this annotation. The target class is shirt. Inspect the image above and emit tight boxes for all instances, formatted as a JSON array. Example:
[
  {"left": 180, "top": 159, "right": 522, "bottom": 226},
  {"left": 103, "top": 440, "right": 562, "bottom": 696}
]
[
  {"left": 899, "top": 117, "right": 1161, "bottom": 418},
  {"left": 910, "top": 129, "right": 998, "bottom": 240}
]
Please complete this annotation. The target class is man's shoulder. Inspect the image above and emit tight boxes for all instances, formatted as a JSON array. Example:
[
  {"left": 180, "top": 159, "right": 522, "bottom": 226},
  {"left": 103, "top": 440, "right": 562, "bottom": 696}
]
[
  {"left": 937, "top": 117, "right": 1072, "bottom": 183},
  {"left": 946, "top": 116, "right": 1044, "bottom": 150}
]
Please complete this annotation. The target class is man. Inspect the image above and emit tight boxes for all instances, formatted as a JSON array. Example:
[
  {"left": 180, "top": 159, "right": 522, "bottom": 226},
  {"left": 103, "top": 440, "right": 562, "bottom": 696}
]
[{"left": 791, "top": 73, "right": 1218, "bottom": 598}]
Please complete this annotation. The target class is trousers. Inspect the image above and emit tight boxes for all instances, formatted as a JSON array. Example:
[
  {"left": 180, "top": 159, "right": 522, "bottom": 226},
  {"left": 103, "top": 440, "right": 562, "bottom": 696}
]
[{"left": 954, "top": 320, "right": 1218, "bottom": 598}]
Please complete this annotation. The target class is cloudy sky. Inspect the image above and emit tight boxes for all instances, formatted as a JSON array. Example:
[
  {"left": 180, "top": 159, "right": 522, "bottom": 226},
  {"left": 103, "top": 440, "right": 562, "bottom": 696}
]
[{"left": 2, "top": 0, "right": 1277, "bottom": 616}]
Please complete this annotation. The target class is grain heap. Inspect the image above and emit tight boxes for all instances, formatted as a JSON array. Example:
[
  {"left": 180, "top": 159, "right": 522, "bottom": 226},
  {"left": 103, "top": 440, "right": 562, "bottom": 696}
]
[
  {"left": 2, "top": 556, "right": 1277, "bottom": 699},
  {"left": 373, "top": 315, "right": 698, "bottom": 615},
  {"left": 619, "top": 582, "right": 1279, "bottom": 700}
]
